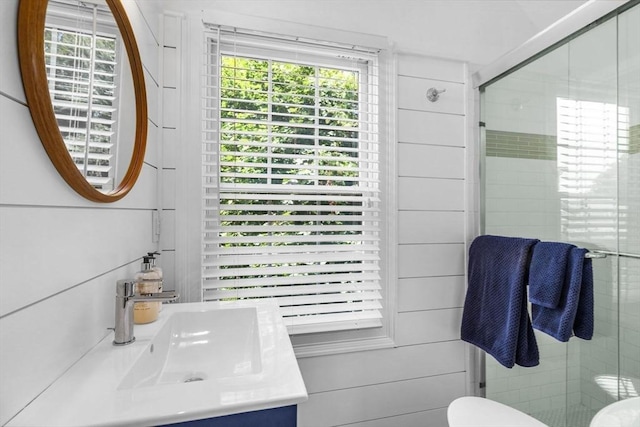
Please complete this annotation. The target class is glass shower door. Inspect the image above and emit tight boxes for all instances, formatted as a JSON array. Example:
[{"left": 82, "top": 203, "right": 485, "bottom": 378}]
[
  {"left": 480, "top": 3, "right": 640, "bottom": 426},
  {"left": 563, "top": 15, "right": 619, "bottom": 422},
  {"left": 482, "top": 42, "right": 575, "bottom": 425}
]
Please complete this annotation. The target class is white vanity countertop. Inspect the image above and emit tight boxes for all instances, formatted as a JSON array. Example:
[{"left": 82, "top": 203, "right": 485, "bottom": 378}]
[{"left": 7, "top": 300, "right": 308, "bottom": 427}]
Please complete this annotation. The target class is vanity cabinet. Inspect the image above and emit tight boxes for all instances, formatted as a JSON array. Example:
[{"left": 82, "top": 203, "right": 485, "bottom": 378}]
[{"left": 161, "top": 405, "right": 297, "bottom": 427}]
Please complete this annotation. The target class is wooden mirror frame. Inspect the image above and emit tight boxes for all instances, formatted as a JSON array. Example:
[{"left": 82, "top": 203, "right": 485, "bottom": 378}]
[{"left": 17, "top": 0, "right": 147, "bottom": 203}]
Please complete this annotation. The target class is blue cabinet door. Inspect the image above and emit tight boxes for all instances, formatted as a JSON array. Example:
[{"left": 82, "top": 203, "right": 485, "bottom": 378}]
[{"left": 161, "top": 405, "right": 297, "bottom": 427}]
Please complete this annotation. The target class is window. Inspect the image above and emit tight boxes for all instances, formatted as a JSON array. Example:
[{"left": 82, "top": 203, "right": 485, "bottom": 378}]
[
  {"left": 201, "top": 28, "right": 383, "bottom": 335},
  {"left": 44, "top": 1, "right": 121, "bottom": 190}
]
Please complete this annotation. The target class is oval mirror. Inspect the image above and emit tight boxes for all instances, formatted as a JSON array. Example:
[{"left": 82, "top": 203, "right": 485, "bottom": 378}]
[{"left": 17, "top": 0, "right": 147, "bottom": 203}]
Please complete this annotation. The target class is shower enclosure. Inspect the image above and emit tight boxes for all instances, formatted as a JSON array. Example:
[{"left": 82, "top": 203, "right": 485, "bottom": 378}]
[{"left": 479, "top": 2, "right": 639, "bottom": 426}]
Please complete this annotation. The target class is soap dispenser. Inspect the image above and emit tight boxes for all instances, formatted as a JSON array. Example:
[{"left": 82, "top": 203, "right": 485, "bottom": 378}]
[
  {"left": 147, "top": 251, "right": 164, "bottom": 311},
  {"left": 133, "top": 253, "right": 162, "bottom": 324}
]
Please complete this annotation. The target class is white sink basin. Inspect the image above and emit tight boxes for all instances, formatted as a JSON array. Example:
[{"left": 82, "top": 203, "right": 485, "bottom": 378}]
[
  {"left": 8, "top": 300, "right": 307, "bottom": 427},
  {"left": 119, "top": 308, "right": 262, "bottom": 389},
  {"left": 590, "top": 397, "right": 640, "bottom": 427}
]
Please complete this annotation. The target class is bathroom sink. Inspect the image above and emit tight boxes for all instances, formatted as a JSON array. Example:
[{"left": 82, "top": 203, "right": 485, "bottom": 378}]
[
  {"left": 7, "top": 300, "right": 307, "bottom": 427},
  {"left": 590, "top": 397, "right": 640, "bottom": 427},
  {"left": 119, "top": 307, "right": 262, "bottom": 389}
]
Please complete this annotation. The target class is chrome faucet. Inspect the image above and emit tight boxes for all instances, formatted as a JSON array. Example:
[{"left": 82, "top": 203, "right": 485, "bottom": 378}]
[{"left": 113, "top": 279, "right": 179, "bottom": 346}]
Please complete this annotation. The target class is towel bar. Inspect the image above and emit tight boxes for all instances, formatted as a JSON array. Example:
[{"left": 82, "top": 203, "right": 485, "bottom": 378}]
[
  {"left": 585, "top": 252, "right": 607, "bottom": 259},
  {"left": 585, "top": 250, "right": 640, "bottom": 259}
]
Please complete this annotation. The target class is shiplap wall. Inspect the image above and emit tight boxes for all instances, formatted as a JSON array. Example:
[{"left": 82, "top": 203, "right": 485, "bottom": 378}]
[
  {"left": 159, "top": 12, "right": 182, "bottom": 302},
  {"left": 0, "top": 1, "right": 161, "bottom": 424},
  {"left": 293, "top": 54, "right": 469, "bottom": 427}
]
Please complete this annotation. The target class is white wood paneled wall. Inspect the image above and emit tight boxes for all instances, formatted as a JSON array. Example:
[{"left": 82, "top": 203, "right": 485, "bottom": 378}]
[
  {"left": 0, "top": 1, "right": 161, "bottom": 424},
  {"left": 296, "top": 54, "right": 469, "bottom": 426},
  {"left": 159, "top": 13, "right": 180, "bottom": 300}
]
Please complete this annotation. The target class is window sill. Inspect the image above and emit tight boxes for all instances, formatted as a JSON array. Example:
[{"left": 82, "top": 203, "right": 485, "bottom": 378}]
[{"left": 293, "top": 335, "right": 396, "bottom": 358}]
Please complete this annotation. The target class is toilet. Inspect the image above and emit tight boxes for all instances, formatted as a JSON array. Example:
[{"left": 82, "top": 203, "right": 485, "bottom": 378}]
[
  {"left": 590, "top": 397, "right": 640, "bottom": 427},
  {"left": 447, "top": 396, "right": 549, "bottom": 427}
]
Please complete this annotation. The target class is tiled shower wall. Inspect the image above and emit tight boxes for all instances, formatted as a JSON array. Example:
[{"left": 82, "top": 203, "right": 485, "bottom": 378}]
[
  {"left": 579, "top": 134, "right": 640, "bottom": 410},
  {"left": 484, "top": 126, "right": 640, "bottom": 418},
  {"left": 486, "top": 130, "right": 557, "bottom": 161},
  {"left": 620, "top": 137, "right": 640, "bottom": 387},
  {"left": 484, "top": 140, "right": 579, "bottom": 414}
]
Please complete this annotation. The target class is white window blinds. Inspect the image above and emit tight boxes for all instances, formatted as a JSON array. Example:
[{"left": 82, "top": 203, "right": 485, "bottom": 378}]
[
  {"left": 44, "top": 1, "right": 120, "bottom": 190},
  {"left": 202, "top": 28, "right": 382, "bottom": 334}
]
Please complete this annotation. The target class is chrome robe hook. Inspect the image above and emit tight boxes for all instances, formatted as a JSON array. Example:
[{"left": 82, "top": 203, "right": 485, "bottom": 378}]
[{"left": 426, "top": 87, "right": 446, "bottom": 102}]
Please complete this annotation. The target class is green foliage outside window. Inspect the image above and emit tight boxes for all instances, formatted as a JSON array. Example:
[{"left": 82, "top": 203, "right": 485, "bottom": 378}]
[{"left": 218, "top": 54, "right": 365, "bottom": 261}]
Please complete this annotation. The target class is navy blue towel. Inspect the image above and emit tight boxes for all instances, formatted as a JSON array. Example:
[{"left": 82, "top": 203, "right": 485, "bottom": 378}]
[
  {"left": 573, "top": 257, "right": 594, "bottom": 340},
  {"left": 461, "top": 235, "right": 540, "bottom": 368},
  {"left": 529, "top": 242, "right": 575, "bottom": 308},
  {"left": 531, "top": 247, "right": 594, "bottom": 342}
]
